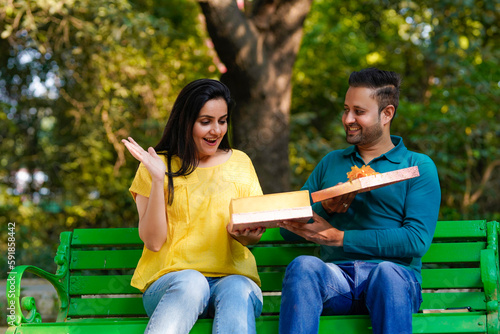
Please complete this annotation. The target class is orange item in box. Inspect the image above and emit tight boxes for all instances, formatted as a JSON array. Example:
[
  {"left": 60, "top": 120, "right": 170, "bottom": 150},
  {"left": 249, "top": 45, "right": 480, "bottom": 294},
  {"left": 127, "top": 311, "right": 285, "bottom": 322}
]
[
  {"left": 311, "top": 166, "right": 420, "bottom": 203},
  {"left": 347, "top": 165, "right": 379, "bottom": 181}
]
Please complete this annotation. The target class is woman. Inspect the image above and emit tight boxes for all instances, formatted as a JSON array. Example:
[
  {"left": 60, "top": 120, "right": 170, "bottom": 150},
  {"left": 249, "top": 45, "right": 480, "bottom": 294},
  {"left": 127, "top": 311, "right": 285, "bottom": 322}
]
[{"left": 122, "top": 79, "right": 265, "bottom": 334}]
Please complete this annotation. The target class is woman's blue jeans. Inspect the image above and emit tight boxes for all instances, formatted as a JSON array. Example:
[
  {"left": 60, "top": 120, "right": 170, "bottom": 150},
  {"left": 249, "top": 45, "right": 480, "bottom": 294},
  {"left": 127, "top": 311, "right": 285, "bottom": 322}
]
[
  {"left": 279, "top": 256, "right": 422, "bottom": 334},
  {"left": 142, "top": 269, "right": 263, "bottom": 334}
]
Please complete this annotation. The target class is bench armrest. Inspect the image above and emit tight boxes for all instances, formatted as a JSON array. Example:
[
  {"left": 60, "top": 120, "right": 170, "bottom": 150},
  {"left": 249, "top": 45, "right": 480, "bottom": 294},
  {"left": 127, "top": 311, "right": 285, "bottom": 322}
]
[
  {"left": 481, "top": 221, "right": 500, "bottom": 334},
  {"left": 6, "top": 232, "right": 71, "bottom": 326}
]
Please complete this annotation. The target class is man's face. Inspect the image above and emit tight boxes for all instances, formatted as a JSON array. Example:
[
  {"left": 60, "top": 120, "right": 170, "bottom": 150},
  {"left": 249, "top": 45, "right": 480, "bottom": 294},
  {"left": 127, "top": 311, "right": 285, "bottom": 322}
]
[{"left": 342, "top": 86, "right": 383, "bottom": 146}]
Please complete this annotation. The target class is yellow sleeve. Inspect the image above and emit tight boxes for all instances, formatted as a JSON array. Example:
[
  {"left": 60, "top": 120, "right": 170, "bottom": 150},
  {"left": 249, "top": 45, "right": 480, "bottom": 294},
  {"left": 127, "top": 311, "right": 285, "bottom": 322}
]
[{"left": 129, "top": 163, "right": 153, "bottom": 200}]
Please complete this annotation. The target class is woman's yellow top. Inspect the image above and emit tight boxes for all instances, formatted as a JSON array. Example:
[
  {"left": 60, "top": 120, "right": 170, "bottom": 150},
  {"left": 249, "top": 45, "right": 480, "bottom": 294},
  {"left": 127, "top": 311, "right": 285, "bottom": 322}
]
[{"left": 129, "top": 149, "right": 263, "bottom": 292}]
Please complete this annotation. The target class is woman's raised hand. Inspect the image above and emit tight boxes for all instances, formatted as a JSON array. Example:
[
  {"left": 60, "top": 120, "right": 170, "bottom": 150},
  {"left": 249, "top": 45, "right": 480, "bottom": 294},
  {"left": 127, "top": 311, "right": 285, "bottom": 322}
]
[{"left": 122, "top": 137, "right": 166, "bottom": 182}]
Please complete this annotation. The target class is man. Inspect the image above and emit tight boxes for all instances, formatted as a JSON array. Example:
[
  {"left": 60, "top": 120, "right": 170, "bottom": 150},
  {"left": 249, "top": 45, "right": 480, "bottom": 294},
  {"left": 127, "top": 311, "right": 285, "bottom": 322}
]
[{"left": 278, "top": 68, "right": 441, "bottom": 334}]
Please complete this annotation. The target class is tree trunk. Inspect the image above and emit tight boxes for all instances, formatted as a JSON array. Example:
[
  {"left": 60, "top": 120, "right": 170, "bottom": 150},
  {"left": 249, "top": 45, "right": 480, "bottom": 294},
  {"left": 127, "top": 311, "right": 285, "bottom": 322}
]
[{"left": 199, "top": 0, "right": 313, "bottom": 193}]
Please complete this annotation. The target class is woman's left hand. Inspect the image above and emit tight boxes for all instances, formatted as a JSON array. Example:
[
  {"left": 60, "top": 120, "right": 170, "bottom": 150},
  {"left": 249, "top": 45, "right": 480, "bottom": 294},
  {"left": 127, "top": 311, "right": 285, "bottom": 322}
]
[{"left": 227, "top": 225, "right": 266, "bottom": 246}]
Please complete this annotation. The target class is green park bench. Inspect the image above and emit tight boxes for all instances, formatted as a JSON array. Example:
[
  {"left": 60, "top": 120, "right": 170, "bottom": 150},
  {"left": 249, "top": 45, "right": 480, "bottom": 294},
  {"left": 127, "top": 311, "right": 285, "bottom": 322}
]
[{"left": 6, "top": 220, "right": 500, "bottom": 333}]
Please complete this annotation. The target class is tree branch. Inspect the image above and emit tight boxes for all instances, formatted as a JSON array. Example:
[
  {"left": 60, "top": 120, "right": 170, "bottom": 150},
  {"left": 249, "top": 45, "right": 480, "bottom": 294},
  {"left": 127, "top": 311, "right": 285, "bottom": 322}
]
[
  {"left": 469, "top": 159, "right": 500, "bottom": 205},
  {"left": 198, "top": 0, "right": 312, "bottom": 75},
  {"left": 198, "top": 0, "right": 260, "bottom": 71}
]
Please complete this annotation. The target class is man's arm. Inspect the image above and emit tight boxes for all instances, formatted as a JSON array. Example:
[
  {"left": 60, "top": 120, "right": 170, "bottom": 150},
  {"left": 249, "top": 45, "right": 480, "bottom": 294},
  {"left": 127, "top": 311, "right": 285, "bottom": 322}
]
[
  {"left": 280, "top": 158, "right": 441, "bottom": 259},
  {"left": 279, "top": 212, "right": 344, "bottom": 246},
  {"left": 343, "top": 159, "right": 441, "bottom": 258}
]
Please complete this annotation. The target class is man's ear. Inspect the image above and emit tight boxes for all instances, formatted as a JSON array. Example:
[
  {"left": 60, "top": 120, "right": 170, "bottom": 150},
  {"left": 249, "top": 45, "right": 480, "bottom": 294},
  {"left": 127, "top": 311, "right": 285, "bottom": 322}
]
[{"left": 381, "top": 105, "right": 395, "bottom": 125}]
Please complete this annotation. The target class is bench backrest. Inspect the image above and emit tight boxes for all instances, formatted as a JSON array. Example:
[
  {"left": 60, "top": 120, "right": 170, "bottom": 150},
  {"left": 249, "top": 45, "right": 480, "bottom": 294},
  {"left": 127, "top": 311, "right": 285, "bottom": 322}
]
[{"left": 60, "top": 220, "right": 498, "bottom": 319}]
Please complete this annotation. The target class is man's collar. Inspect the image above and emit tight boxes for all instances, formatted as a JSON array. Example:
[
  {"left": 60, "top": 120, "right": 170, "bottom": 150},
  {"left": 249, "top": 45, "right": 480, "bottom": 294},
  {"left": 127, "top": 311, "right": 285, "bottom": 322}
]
[{"left": 342, "top": 136, "right": 406, "bottom": 164}]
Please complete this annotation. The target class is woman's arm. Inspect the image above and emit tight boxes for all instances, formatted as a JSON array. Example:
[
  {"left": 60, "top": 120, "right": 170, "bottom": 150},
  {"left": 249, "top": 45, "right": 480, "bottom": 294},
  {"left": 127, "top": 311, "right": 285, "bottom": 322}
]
[
  {"left": 136, "top": 188, "right": 168, "bottom": 252},
  {"left": 123, "top": 137, "right": 168, "bottom": 252}
]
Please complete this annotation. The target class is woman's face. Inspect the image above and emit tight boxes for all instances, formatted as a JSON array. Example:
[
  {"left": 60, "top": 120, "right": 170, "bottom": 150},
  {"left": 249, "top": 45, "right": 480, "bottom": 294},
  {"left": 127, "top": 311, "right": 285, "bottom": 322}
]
[{"left": 192, "top": 98, "right": 228, "bottom": 161}]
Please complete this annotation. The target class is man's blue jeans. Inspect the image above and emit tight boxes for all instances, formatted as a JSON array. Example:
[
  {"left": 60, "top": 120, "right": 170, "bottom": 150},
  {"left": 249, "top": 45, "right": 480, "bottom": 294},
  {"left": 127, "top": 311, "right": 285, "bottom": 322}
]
[
  {"left": 143, "top": 269, "right": 263, "bottom": 334},
  {"left": 279, "top": 256, "right": 422, "bottom": 334}
]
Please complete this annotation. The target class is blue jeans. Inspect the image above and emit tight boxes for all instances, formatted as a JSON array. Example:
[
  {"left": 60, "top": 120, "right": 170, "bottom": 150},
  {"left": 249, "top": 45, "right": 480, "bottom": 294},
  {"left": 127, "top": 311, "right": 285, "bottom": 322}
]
[
  {"left": 279, "top": 256, "right": 422, "bottom": 334},
  {"left": 143, "top": 269, "right": 263, "bottom": 334}
]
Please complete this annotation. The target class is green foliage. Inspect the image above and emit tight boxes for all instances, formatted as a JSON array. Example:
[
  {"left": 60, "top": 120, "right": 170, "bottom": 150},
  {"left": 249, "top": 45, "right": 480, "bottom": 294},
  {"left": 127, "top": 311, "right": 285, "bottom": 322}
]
[
  {"left": 0, "top": 0, "right": 217, "bottom": 278},
  {"left": 290, "top": 0, "right": 500, "bottom": 220}
]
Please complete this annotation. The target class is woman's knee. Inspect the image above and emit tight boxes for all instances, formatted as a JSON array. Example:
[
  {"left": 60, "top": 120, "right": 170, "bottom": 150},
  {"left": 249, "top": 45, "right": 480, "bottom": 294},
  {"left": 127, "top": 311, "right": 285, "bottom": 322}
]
[
  {"left": 150, "top": 270, "right": 209, "bottom": 300},
  {"left": 215, "top": 275, "right": 261, "bottom": 299},
  {"left": 212, "top": 275, "right": 263, "bottom": 316},
  {"left": 172, "top": 270, "right": 210, "bottom": 297}
]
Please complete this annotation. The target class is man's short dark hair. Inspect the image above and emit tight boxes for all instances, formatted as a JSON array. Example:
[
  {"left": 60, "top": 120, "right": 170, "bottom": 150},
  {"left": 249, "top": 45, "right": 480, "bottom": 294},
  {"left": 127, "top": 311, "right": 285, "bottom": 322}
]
[{"left": 348, "top": 68, "right": 402, "bottom": 114}]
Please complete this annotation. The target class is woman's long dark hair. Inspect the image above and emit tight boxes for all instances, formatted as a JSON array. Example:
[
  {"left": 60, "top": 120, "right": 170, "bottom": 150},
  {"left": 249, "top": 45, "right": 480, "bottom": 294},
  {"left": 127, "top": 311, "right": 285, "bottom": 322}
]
[{"left": 154, "top": 79, "right": 234, "bottom": 204}]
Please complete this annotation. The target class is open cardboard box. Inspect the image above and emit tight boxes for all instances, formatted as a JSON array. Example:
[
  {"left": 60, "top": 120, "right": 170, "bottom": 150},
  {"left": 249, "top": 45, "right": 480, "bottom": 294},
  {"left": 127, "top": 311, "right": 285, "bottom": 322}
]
[
  {"left": 311, "top": 166, "right": 420, "bottom": 203},
  {"left": 229, "top": 190, "right": 313, "bottom": 231}
]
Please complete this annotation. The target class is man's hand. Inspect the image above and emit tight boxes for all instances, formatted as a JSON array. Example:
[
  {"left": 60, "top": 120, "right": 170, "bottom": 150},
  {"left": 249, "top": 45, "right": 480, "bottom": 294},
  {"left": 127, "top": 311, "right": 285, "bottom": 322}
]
[
  {"left": 278, "top": 212, "right": 344, "bottom": 247},
  {"left": 321, "top": 188, "right": 357, "bottom": 215},
  {"left": 227, "top": 225, "right": 266, "bottom": 246}
]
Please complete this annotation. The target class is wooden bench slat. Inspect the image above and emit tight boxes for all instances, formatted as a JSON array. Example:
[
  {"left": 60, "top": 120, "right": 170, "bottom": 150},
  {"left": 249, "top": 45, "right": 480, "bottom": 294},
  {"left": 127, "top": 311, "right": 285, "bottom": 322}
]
[
  {"left": 66, "top": 221, "right": 489, "bottom": 246},
  {"left": 70, "top": 250, "right": 142, "bottom": 270},
  {"left": 259, "top": 272, "right": 286, "bottom": 291},
  {"left": 68, "top": 270, "right": 484, "bottom": 295},
  {"left": 262, "top": 295, "right": 281, "bottom": 314},
  {"left": 66, "top": 221, "right": 488, "bottom": 247},
  {"left": 412, "top": 312, "right": 487, "bottom": 333},
  {"left": 69, "top": 273, "right": 288, "bottom": 295},
  {"left": 252, "top": 246, "right": 316, "bottom": 265},
  {"left": 68, "top": 297, "right": 145, "bottom": 317},
  {"left": 254, "top": 241, "right": 485, "bottom": 265},
  {"left": 71, "top": 228, "right": 142, "bottom": 246},
  {"left": 422, "top": 242, "right": 484, "bottom": 262},
  {"left": 317, "top": 313, "right": 487, "bottom": 333},
  {"left": 259, "top": 228, "right": 284, "bottom": 242},
  {"left": 420, "top": 291, "right": 486, "bottom": 311},
  {"left": 68, "top": 295, "right": 284, "bottom": 317},
  {"left": 261, "top": 292, "right": 488, "bottom": 314},
  {"left": 69, "top": 246, "right": 483, "bottom": 271},
  {"left": 259, "top": 268, "right": 483, "bottom": 292},
  {"left": 68, "top": 277, "right": 486, "bottom": 314},
  {"left": 421, "top": 268, "right": 482, "bottom": 289},
  {"left": 66, "top": 292, "right": 487, "bottom": 323},
  {"left": 257, "top": 220, "right": 488, "bottom": 242},
  {"left": 431, "top": 220, "right": 487, "bottom": 239},
  {"left": 70, "top": 276, "right": 140, "bottom": 295},
  {"left": 7, "top": 313, "right": 487, "bottom": 334}
]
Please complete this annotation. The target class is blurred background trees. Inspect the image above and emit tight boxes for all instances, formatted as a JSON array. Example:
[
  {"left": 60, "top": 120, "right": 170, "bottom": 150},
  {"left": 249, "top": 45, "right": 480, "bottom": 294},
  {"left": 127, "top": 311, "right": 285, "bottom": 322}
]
[
  {"left": 289, "top": 0, "right": 499, "bottom": 220},
  {"left": 1, "top": 0, "right": 499, "bottom": 275}
]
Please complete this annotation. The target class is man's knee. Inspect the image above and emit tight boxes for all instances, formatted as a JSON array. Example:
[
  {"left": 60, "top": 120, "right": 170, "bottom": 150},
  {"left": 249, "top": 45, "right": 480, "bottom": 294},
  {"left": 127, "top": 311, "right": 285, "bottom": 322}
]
[
  {"left": 367, "top": 262, "right": 418, "bottom": 295},
  {"left": 286, "top": 255, "right": 325, "bottom": 275},
  {"left": 371, "top": 261, "right": 399, "bottom": 276},
  {"left": 369, "top": 262, "right": 405, "bottom": 282}
]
